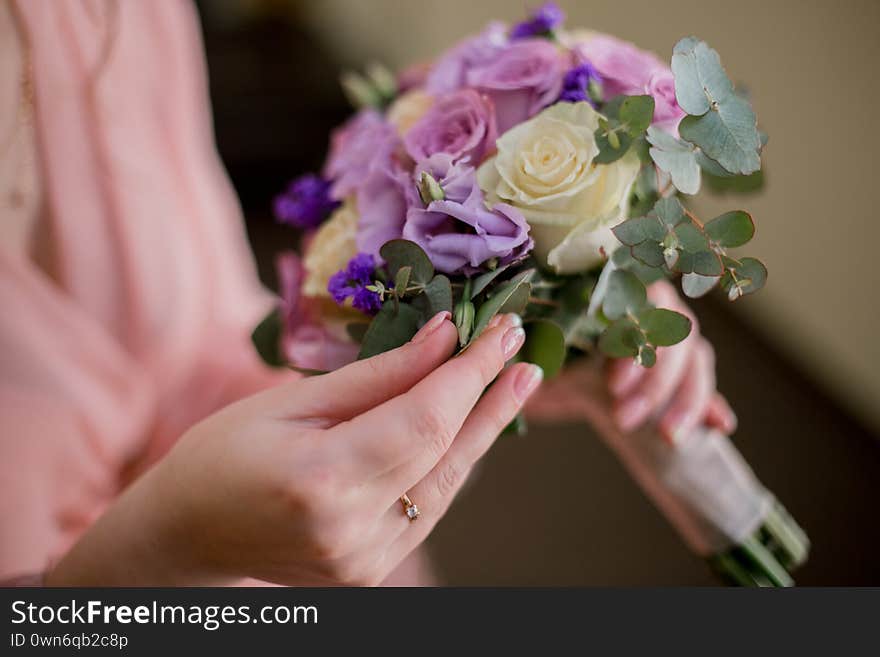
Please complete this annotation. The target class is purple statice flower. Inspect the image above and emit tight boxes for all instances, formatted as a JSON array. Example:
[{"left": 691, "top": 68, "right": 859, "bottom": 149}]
[
  {"left": 327, "top": 253, "right": 384, "bottom": 314},
  {"left": 510, "top": 2, "right": 565, "bottom": 39},
  {"left": 273, "top": 173, "right": 340, "bottom": 229},
  {"left": 558, "top": 62, "right": 603, "bottom": 105}
]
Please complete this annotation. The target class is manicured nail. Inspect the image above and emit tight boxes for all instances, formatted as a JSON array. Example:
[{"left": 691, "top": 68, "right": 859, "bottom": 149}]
[
  {"left": 615, "top": 395, "right": 650, "bottom": 432},
  {"left": 502, "top": 327, "right": 526, "bottom": 359},
  {"left": 411, "top": 311, "right": 451, "bottom": 344},
  {"left": 503, "top": 313, "right": 523, "bottom": 329},
  {"left": 514, "top": 364, "right": 543, "bottom": 401}
]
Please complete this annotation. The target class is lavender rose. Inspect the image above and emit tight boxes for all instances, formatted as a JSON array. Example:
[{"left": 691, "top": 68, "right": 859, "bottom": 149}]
[
  {"left": 403, "top": 154, "right": 532, "bottom": 274},
  {"left": 425, "top": 22, "right": 508, "bottom": 94},
  {"left": 403, "top": 89, "right": 497, "bottom": 164},
  {"left": 323, "top": 109, "right": 398, "bottom": 200},
  {"left": 465, "top": 38, "right": 565, "bottom": 134}
]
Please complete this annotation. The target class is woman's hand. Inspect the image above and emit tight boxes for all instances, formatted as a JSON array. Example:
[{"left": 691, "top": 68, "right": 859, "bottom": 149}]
[
  {"left": 528, "top": 280, "right": 736, "bottom": 444},
  {"left": 46, "top": 312, "right": 542, "bottom": 586}
]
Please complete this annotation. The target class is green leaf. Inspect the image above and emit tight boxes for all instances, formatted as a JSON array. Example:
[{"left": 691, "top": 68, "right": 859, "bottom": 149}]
[
  {"left": 394, "top": 266, "right": 412, "bottom": 296},
  {"left": 671, "top": 38, "right": 761, "bottom": 175},
  {"left": 612, "top": 216, "right": 665, "bottom": 246},
  {"left": 524, "top": 320, "right": 566, "bottom": 378},
  {"left": 674, "top": 221, "right": 709, "bottom": 252},
  {"left": 411, "top": 274, "right": 453, "bottom": 319},
  {"left": 357, "top": 301, "right": 422, "bottom": 359},
  {"left": 653, "top": 196, "right": 686, "bottom": 227},
  {"left": 594, "top": 120, "right": 632, "bottom": 164},
  {"left": 678, "top": 98, "right": 761, "bottom": 175},
  {"left": 612, "top": 247, "right": 666, "bottom": 285},
  {"left": 470, "top": 263, "right": 512, "bottom": 298},
  {"left": 602, "top": 270, "right": 648, "bottom": 320},
  {"left": 722, "top": 256, "right": 767, "bottom": 299},
  {"left": 346, "top": 321, "right": 370, "bottom": 343},
  {"left": 250, "top": 307, "right": 286, "bottom": 368},
  {"left": 470, "top": 270, "right": 534, "bottom": 342},
  {"left": 681, "top": 272, "right": 720, "bottom": 298},
  {"left": 704, "top": 210, "right": 755, "bottom": 247},
  {"left": 671, "top": 38, "right": 735, "bottom": 116},
  {"left": 618, "top": 95, "right": 655, "bottom": 136},
  {"left": 704, "top": 169, "right": 765, "bottom": 195},
  {"left": 638, "top": 308, "right": 692, "bottom": 346},
  {"left": 453, "top": 298, "right": 475, "bottom": 347},
  {"left": 637, "top": 344, "right": 657, "bottom": 368},
  {"left": 598, "top": 317, "right": 644, "bottom": 358},
  {"left": 631, "top": 240, "right": 666, "bottom": 268},
  {"left": 647, "top": 126, "right": 701, "bottom": 195},
  {"left": 380, "top": 239, "right": 433, "bottom": 286},
  {"left": 674, "top": 249, "right": 723, "bottom": 276}
]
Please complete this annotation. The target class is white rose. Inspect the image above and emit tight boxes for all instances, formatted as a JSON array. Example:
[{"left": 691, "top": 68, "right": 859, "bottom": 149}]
[{"left": 477, "top": 101, "right": 639, "bottom": 274}]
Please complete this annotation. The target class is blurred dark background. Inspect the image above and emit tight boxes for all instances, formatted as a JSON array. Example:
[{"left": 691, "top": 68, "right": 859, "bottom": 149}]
[{"left": 194, "top": 1, "right": 880, "bottom": 585}]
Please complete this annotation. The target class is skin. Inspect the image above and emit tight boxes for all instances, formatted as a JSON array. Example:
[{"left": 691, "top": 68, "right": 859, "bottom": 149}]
[
  {"left": 530, "top": 280, "right": 737, "bottom": 442},
  {"left": 45, "top": 312, "right": 542, "bottom": 586},
  {"left": 45, "top": 283, "right": 731, "bottom": 587}
]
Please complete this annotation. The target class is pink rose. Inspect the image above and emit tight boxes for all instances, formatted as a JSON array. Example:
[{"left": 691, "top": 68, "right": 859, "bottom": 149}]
[
  {"left": 466, "top": 39, "right": 565, "bottom": 134},
  {"left": 425, "top": 22, "right": 508, "bottom": 94},
  {"left": 403, "top": 89, "right": 497, "bottom": 163},
  {"left": 276, "top": 252, "right": 358, "bottom": 371},
  {"left": 575, "top": 33, "right": 685, "bottom": 130}
]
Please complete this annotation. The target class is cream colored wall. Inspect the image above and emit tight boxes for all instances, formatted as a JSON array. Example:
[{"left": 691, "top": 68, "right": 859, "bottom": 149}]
[{"left": 299, "top": 0, "right": 880, "bottom": 429}]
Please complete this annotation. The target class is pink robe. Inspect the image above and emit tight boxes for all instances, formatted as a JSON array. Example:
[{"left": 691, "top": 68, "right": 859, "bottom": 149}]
[{"left": 0, "top": 0, "right": 287, "bottom": 580}]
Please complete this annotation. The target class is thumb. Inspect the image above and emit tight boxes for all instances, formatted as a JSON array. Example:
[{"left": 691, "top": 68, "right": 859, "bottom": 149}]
[{"left": 265, "top": 311, "right": 457, "bottom": 423}]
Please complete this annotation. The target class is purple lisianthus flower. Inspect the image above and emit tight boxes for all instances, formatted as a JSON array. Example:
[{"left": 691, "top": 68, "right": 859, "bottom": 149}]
[
  {"left": 510, "top": 2, "right": 565, "bottom": 39},
  {"left": 558, "top": 62, "right": 602, "bottom": 106},
  {"left": 323, "top": 109, "right": 398, "bottom": 200},
  {"left": 403, "top": 89, "right": 497, "bottom": 164},
  {"left": 327, "top": 252, "right": 384, "bottom": 314},
  {"left": 273, "top": 173, "right": 340, "bottom": 229},
  {"left": 355, "top": 149, "right": 414, "bottom": 259},
  {"left": 466, "top": 39, "right": 565, "bottom": 134},
  {"left": 403, "top": 154, "right": 532, "bottom": 275}
]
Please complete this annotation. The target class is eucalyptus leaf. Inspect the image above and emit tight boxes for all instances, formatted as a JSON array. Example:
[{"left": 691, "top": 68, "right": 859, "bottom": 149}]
[
  {"left": 647, "top": 126, "right": 701, "bottom": 195},
  {"left": 674, "top": 249, "right": 723, "bottom": 276},
  {"left": 250, "top": 307, "right": 286, "bottom": 368},
  {"left": 598, "top": 317, "right": 643, "bottom": 358},
  {"left": 653, "top": 196, "right": 686, "bottom": 227},
  {"left": 705, "top": 210, "right": 755, "bottom": 247},
  {"left": 394, "top": 266, "right": 412, "bottom": 296},
  {"left": 602, "top": 270, "right": 648, "bottom": 320},
  {"left": 674, "top": 221, "right": 709, "bottom": 252},
  {"left": 524, "top": 320, "right": 566, "bottom": 378},
  {"left": 678, "top": 99, "right": 761, "bottom": 175},
  {"left": 638, "top": 344, "right": 657, "bottom": 368},
  {"left": 638, "top": 308, "right": 692, "bottom": 346},
  {"left": 594, "top": 121, "right": 633, "bottom": 164},
  {"left": 722, "top": 257, "right": 767, "bottom": 298},
  {"left": 470, "top": 270, "right": 534, "bottom": 342},
  {"left": 613, "top": 247, "right": 667, "bottom": 285},
  {"left": 681, "top": 272, "right": 720, "bottom": 298},
  {"left": 612, "top": 216, "right": 666, "bottom": 246},
  {"left": 411, "top": 274, "right": 453, "bottom": 319},
  {"left": 631, "top": 240, "right": 666, "bottom": 268},
  {"left": 346, "top": 321, "right": 370, "bottom": 343},
  {"left": 357, "top": 301, "right": 422, "bottom": 359},
  {"left": 671, "top": 38, "right": 735, "bottom": 116},
  {"left": 380, "top": 239, "right": 433, "bottom": 285},
  {"left": 618, "top": 95, "right": 655, "bottom": 136},
  {"left": 470, "top": 263, "right": 512, "bottom": 298}
]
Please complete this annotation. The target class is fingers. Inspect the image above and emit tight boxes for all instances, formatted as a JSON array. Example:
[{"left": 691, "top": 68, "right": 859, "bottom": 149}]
[
  {"left": 658, "top": 340, "right": 715, "bottom": 444},
  {"left": 606, "top": 358, "right": 644, "bottom": 397},
  {"left": 265, "top": 311, "right": 457, "bottom": 424},
  {"left": 336, "top": 314, "right": 525, "bottom": 478},
  {"left": 613, "top": 334, "right": 692, "bottom": 432},
  {"left": 705, "top": 392, "right": 737, "bottom": 434},
  {"left": 373, "top": 361, "right": 544, "bottom": 570}
]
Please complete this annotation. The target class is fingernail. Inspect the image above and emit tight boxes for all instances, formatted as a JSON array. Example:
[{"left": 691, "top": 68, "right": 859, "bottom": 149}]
[
  {"left": 514, "top": 364, "right": 543, "bottom": 401},
  {"left": 502, "top": 313, "right": 523, "bottom": 329},
  {"left": 615, "top": 395, "right": 649, "bottom": 432},
  {"left": 502, "top": 327, "right": 526, "bottom": 360},
  {"left": 411, "top": 311, "right": 451, "bottom": 344}
]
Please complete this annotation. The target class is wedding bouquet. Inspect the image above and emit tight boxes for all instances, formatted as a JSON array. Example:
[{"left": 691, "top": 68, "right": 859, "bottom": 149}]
[{"left": 254, "top": 3, "right": 808, "bottom": 585}]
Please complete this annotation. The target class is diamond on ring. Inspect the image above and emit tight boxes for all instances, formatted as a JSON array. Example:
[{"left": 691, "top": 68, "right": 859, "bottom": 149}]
[{"left": 400, "top": 494, "right": 420, "bottom": 521}]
